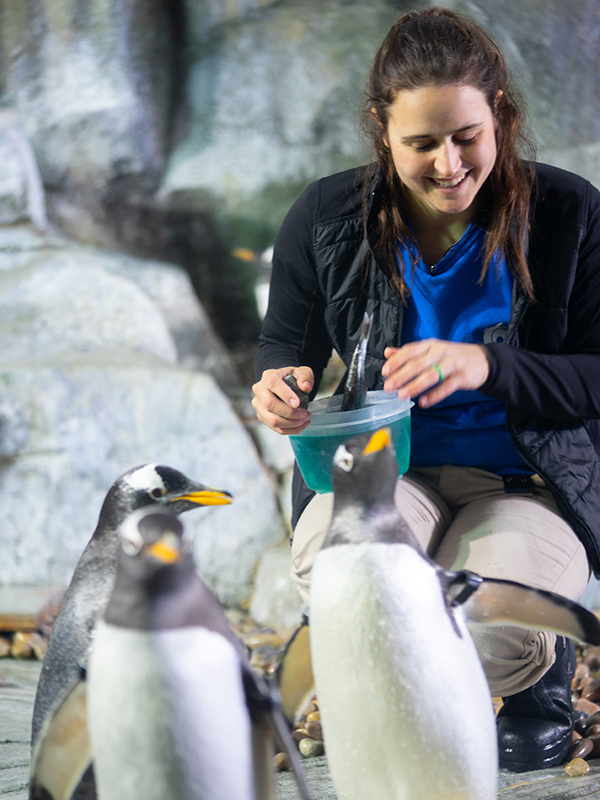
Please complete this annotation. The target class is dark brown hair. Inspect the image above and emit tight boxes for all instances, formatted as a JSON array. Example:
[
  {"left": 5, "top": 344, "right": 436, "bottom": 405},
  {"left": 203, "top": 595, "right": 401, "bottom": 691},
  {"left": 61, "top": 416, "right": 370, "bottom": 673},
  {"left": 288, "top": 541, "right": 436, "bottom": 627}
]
[{"left": 364, "top": 7, "right": 535, "bottom": 301}]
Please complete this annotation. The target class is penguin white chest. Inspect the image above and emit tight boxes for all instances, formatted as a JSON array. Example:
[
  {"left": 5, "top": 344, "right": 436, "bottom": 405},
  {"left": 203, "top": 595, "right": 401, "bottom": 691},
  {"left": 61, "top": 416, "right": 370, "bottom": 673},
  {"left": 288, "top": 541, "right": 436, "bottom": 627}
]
[
  {"left": 310, "top": 543, "right": 497, "bottom": 800},
  {"left": 88, "top": 621, "right": 254, "bottom": 800}
]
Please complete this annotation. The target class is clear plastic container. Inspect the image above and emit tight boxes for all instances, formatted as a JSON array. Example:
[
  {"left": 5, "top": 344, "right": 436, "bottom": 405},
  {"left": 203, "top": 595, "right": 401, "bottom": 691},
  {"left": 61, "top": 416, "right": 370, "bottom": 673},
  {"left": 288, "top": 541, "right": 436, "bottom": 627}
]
[{"left": 290, "top": 391, "right": 413, "bottom": 493}]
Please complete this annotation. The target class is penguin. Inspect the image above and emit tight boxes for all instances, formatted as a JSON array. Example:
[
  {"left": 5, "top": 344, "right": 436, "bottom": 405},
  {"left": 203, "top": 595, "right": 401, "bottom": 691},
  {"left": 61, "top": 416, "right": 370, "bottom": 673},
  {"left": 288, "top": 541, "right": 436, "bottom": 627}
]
[
  {"left": 30, "top": 464, "right": 232, "bottom": 795},
  {"left": 30, "top": 508, "right": 313, "bottom": 800},
  {"left": 295, "top": 428, "right": 600, "bottom": 800}
]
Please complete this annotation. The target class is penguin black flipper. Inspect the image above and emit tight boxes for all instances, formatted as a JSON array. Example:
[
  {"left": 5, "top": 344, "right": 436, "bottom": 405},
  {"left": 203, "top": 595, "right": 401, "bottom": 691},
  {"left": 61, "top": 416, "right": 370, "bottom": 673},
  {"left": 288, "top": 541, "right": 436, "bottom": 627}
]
[
  {"left": 241, "top": 664, "right": 314, "bottom": 800},
  {"left": 276, "top": 617, "right": 315, "bottom": 726},
  {"left": 30, "top": 674, "right": 91, "bottom": 800},
  {"left": 445, "top": 570, "right": 600, "bottom": 645}
]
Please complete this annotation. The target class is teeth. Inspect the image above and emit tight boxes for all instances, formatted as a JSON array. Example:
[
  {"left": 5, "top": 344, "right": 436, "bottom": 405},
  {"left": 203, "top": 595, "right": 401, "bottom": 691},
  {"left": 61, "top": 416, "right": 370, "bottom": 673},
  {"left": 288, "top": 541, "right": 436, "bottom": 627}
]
[{"left": 433, "top": 174, "right": 467, "bottom": 188}]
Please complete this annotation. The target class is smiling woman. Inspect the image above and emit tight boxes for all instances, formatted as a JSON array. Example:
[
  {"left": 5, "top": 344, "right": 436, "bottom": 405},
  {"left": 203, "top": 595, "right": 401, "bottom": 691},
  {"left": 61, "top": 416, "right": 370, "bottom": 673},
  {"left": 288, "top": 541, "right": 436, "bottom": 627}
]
[
  {"left": 381, "top": 83, "right": 499, "bottom": 265},
  {"left": 252, "top": 5, "right": 600, "bottom": 777}
]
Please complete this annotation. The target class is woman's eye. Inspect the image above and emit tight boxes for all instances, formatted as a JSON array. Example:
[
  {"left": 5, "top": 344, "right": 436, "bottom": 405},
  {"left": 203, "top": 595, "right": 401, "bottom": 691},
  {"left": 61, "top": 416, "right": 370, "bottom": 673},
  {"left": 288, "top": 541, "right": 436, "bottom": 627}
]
[{"left": 454, "top": 135, "right": 478, "bottom": 145}]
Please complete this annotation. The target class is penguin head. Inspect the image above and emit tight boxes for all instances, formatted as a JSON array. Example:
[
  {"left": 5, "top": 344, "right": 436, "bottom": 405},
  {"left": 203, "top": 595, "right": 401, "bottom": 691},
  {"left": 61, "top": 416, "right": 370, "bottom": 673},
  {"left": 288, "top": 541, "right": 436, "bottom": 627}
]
[
  {"left": 104, "top": 508, "right": 195, "bottom": 627},
  {"left": 97, "top": 464, "right": 233, "bottom": 532},
  {"left": 119, "top": 507, "right": 192, "bottom": 564},
  {"left": 331, "top": 427, "right": 398, "bottom": 504},
  {"left": 118, "top": 507, "right": 192, "bottom": 574},
  {"left": 323, "top": 427, "right": 414, "bottom": 549}
]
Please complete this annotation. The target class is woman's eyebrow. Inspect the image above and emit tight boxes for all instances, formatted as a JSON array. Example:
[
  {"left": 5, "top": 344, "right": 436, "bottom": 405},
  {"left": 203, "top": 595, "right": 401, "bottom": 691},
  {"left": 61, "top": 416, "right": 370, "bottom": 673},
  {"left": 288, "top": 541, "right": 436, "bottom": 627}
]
[{"left": 400, "top": 122, "right": 483, "bottom": 143}]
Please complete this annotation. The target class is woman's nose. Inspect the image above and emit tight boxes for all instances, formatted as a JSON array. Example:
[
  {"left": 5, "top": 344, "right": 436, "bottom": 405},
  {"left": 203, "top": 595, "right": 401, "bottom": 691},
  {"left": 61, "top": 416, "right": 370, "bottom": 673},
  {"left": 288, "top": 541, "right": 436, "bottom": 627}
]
[{"left": 434, "top": 142, "right": 461, "bottom": 176}]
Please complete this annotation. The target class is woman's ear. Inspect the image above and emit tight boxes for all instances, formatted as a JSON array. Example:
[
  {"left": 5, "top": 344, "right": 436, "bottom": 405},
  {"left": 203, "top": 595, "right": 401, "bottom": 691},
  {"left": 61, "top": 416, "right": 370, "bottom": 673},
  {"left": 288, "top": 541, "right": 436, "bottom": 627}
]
[{"left": 494, "top": 90, "right": 504, "bottom": 108}]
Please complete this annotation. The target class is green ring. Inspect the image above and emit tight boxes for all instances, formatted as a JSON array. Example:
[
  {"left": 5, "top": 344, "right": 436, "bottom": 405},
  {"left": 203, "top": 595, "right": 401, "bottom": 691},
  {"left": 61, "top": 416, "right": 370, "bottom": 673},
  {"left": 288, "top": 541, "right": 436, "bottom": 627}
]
[{"left": 432, "top": 363, "right": 443, "bottom": 383}]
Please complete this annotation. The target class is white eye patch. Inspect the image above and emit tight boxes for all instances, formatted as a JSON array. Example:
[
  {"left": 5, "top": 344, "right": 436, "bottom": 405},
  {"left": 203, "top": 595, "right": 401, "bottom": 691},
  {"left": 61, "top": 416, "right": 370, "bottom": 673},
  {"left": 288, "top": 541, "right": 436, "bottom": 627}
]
[
  {"left": 124, "top": 464, "right": 166, "bottom": 494},
  {"left": 333, "top": 444, "right": 354, "bottom": 473}
]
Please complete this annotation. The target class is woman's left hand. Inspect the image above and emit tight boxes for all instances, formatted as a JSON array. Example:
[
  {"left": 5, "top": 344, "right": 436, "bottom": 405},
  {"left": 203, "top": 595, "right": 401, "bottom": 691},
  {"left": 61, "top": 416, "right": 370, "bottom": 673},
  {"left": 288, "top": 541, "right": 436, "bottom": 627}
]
[{"left": 382, "top": 339, "right": 491, "bottom": 408}]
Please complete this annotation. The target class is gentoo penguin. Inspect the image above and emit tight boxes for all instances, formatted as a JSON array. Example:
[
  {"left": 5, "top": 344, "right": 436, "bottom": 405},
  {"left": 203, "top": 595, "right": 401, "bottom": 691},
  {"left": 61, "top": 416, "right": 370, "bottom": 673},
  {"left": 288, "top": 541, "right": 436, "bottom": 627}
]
[
  {"left": 30, "top": 508, "right": 312, "bottom": 800},
  {"left": 30, "top": 464, "right": 232, "bottom": 793},
  {"left": 302, "top": 428, "right": 600, "bottom": 800}
]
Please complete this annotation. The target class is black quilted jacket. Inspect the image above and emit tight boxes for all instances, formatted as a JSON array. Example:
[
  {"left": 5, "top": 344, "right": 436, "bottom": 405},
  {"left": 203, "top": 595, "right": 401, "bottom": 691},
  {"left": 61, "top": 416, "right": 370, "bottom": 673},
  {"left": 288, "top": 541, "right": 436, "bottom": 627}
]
[{"left": 256, "top": 162, "right": 600, "bottom": 574}]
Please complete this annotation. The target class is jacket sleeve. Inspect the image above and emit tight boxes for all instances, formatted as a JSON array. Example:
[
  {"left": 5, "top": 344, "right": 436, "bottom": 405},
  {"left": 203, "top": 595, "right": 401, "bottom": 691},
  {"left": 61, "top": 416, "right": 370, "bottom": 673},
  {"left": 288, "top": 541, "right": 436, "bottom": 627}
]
[
  {"left": 482, "top": 175, "right": 600, "bottom": 421},
  {"left": 254, "top": 181, "right": 332, "bottom": 390}
]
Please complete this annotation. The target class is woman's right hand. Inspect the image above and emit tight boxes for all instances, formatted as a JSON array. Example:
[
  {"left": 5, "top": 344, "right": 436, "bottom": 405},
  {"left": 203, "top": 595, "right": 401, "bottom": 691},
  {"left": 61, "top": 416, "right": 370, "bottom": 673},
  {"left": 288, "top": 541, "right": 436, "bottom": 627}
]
[{"left": 252, "top": 367, "right": 314, "bottom": 435}]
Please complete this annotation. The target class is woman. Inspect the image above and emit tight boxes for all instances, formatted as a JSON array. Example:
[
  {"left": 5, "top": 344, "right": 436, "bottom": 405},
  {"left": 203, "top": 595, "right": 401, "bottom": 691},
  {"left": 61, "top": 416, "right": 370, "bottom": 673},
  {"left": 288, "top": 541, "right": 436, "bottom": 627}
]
[{"left": 252, "top": 7, "right": 600, "bottom": 772}]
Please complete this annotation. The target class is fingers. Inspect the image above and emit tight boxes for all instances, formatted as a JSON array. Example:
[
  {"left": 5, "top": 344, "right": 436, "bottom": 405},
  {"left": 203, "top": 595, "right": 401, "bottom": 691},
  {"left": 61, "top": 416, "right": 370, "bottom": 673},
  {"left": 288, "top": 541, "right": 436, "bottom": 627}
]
[
  {"left": 252, "top": 367, "right": 315, "bottom": 435},
  {"left": 382, "top": 340, "right": 490, "bottom": 408}
]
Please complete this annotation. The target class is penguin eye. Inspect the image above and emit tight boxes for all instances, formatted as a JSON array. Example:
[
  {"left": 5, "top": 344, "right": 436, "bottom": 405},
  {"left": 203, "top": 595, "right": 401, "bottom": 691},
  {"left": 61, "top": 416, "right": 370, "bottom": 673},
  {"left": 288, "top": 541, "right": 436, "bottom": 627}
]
[
  {"left": 333, "top": 445, "right": 354, "bottom": 473},
  {"left": 151, "top": 487, "right": 166, "bottom": 499}
]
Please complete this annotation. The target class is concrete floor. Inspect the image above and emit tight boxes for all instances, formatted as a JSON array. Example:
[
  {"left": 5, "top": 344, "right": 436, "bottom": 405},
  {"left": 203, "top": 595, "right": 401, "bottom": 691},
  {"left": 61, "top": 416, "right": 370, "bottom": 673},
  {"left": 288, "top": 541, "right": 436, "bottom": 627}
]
[{"left": 4, "top": 660, "right": 600, "bottom": 800}]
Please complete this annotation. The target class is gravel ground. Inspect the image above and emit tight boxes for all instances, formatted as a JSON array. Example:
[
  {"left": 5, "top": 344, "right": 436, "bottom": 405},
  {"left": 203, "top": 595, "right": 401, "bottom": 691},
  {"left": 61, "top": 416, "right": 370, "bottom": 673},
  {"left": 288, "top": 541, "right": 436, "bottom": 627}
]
[{"left": 4, "top": 660, "right": 600, "bottom": 800}]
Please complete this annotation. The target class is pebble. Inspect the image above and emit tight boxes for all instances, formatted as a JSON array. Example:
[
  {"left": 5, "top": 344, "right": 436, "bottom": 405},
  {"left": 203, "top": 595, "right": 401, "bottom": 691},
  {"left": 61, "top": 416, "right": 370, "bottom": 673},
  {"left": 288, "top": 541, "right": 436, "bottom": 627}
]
[
  {"left": 582, "top": 676, "right": 600, "bottom": 702},
  {"left": 583, "top": 647, "right": 600, "bottom": 671},
  {"left": 573, "top": 697, "right": 600, "bottom": 716},
  {"left": 305, "top": 721, "right": 323, "bottom": 741},
  {"left": 584, "top": 712, "right": 600, "bottom": 729},
  {"left": 565, "top": 758, "right": 590, "bottom": 777},
  {"left": 575, "top": 662, "right": 591, "bottom": 681},
  {"left": 568, "top": 737, "right": 594, "bottom": 760},
  {"left": 299, "top": 738, "right": 325, "bottom": 758},
  {"left": 588, "top": 735, "right": 600, "bottom": 758},
  {"left": 11, "top": 631, "right": 34, "bottom": 658},
  {"left": 273, "top": 752, "right": 291, "bottom": 772},
  {"left": 292, "top": 728, "right": 310, "bottom": 742}
]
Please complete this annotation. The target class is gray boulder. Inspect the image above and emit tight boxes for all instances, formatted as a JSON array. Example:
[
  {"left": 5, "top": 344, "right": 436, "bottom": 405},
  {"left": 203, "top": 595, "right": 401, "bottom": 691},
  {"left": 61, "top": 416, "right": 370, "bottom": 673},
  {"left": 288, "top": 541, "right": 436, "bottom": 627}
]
[
  {"left": 0, "top": 118, "right": 284, "bottom": 607},
  {"left": 0, "top": 111, "right": 47, "bottom": 231},
  {"left": 0, "top": 359, "right": 282, "bottom": 606},
  {"left": 0, "top": 250, "right": 177, "bottom": 365}
]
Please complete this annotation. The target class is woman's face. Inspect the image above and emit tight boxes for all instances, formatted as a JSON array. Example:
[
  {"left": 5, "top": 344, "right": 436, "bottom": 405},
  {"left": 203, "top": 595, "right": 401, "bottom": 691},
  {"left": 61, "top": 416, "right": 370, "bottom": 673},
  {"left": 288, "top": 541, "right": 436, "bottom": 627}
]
[{"left": 382, "top": 83, "right": 498, "bottom": 226}]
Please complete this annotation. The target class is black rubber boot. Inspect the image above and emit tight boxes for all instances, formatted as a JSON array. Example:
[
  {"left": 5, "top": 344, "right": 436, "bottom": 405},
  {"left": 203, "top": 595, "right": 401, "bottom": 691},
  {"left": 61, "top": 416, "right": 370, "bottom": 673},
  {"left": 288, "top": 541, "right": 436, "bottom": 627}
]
[{"left": 497, "top": 636, "right": 575, "bottom": 772}]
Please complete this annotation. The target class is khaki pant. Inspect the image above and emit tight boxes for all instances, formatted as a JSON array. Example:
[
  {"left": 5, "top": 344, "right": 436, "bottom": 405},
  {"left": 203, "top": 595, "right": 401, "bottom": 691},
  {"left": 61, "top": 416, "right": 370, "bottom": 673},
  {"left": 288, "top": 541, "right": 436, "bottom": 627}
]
[{"left": 291, "top": 465, "right": 591, "bottom": 696}]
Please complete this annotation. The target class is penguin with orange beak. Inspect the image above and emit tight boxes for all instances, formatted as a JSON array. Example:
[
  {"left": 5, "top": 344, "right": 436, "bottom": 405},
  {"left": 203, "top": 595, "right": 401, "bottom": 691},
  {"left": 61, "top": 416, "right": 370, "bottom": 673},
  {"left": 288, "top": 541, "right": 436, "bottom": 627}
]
[
  {"left": 31, "top": 508, "right": 312, "bottom": 800},
  {"left": 303, "top": 428, "right": 600, "bottom": 800},
  {"left": 31, "top": 463, "right": 233, "bottom": 792}
]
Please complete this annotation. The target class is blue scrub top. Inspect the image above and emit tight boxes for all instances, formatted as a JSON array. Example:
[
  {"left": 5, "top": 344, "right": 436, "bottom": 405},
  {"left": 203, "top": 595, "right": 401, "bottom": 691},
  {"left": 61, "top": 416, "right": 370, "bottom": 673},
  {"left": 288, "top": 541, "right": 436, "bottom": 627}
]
[{"left": 397, "top": 225, "right": 530, "bottom": 474}]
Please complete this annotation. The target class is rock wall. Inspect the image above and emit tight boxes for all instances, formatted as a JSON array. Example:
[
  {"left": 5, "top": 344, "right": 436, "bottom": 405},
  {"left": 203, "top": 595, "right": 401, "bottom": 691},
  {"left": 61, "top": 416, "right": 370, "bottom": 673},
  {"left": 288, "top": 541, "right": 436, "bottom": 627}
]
[
  {"left": 0, "top": 117, "right": 292, "bottom": 619},
  {"left": 3, "top": 0, "right": 600, "bottom": 348},
  {"left": 3, "top": 0, "right": 600, "bottom": 347},
  {"left": 1, "top": 0, "right": 600, "bottom": 621}
]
